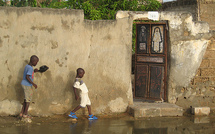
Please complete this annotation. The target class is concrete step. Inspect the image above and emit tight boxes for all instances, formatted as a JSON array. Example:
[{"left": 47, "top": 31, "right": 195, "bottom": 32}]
[{"left": 128, "top": 102, "right": 183, "bottom": 118}]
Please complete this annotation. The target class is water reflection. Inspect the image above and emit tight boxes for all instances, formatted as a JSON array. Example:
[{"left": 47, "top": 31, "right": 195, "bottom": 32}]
[{"left": 0, "top": 115, "right": 215, "bottom": 134}]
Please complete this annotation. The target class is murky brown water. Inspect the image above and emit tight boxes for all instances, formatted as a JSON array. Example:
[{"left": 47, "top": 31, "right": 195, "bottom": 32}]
[{"left": 0, "top": 114, "right": 215, "bottom": 134}]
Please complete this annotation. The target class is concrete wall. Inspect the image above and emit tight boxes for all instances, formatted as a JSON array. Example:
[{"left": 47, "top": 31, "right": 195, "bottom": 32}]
[
  {"left": 199, "top": 0, "right": 215, "bottom": 30},
  {"left": 0, "top": 7, "right": 133, "bottom": 116},
  {"left": 162, "top": 0, "right": 215, "bottom": 112},
  {"left": 175, "top": 32, "right": 215, "bottom": 111},
  {"left": 162, "top": 0, "right": 198, "bottom": 21},
  {"left": 0, "top": 7, "right": 211, "bottom": 116}
]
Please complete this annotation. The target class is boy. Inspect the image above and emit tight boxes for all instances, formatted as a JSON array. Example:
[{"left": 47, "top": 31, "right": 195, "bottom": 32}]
[
  {"left": 69, "top": 68, "right": 97, "bottom": 120},
  {"left": 19, "top": 55, "right": 39, "bottom": 118}
]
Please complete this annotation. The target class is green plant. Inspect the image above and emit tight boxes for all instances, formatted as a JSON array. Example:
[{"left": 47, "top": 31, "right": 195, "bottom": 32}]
[
  {"left": 48, "top": 1, "right": 69, "bottom": 9},
  {"left": 28, "top": 0, "right": 37, "bottom": 7},
  {"left": 0, "top": 0, "right": 5, "bottom": 6},
  {"left": 132, "top": 23, "right": 136, "bottom": 54}
]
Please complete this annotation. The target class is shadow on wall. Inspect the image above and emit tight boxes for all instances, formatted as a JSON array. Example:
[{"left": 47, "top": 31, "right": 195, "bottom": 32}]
[
  {"left": 15, "top": 60, "right": 29, "bottom": 103},
  {"left": 65, "top": 71, "right": 79, "bottom": 113}
]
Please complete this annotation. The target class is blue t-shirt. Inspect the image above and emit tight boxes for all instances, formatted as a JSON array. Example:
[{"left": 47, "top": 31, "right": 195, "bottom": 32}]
[{"left": 21, "top": 65, "right": 34, "bottom": 86}]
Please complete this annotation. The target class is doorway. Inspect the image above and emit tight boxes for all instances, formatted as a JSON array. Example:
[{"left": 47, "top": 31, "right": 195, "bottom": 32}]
[{"left": 134, "top": 22, "right": 168, "bottom": 101}]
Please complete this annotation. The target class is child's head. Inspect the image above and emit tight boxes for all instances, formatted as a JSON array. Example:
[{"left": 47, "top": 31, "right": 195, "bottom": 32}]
[
  {"left": 30, "top": 55, "right": 39, "bottom": 66},
  {"left": 76, "top": 68, "right": 85, "bottom": 78}
]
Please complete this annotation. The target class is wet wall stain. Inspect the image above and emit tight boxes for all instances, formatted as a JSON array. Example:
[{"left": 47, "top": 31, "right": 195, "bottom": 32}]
[
  {"left": 19, "top": 34, "right": 38, "bottom": 48},
  {"left": 3, "top": 35, "right": 9, "bottom": 38},
  {"left": 0, "top": 19, "right": 10, "bottom": 29},
  {"left": 102, "top": 34, "right": 112, "bottom": 40},
  {"left": 55, "top": 53, "right": 68, "bottom": 67},
  {"left": 55, "top": 59, "right": 63, "bottom": 67},
  {"left": 8, "top": 75, "right": 12, "bottom": 83},
  {"left": 55, "top": 59, "right": 60, "bottom": 64},
  {"left": 51, "top": 40, "right": 58, "bottom": 49},
  {"left": 61, "top": 19, "right": 70, "bottom": 30},
  {"left": 0, "top": 37, "right": 2, "bottom": 47},
  {"left": 44, "top": 71, "right": 52, "bottom": 80},
  {"left": 5, "top": 60, "right": 10, "bottom": 72},
  {"left": 21, "top": 44, "right": 25, "bottom": 48},
  {"left": 31, "top": 25, "right": 54, "bottom": 34}
]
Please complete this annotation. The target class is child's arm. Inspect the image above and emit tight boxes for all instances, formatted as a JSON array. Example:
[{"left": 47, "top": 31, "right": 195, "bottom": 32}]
[
  {"left": 34, "top": 68, "right": 39, "bottom": 73},
  {"left": 73, "top": 87, "right": 79, "bottom": 100},
  {"left": 26, "top": 75, "right": 37, "bottom": 89}
]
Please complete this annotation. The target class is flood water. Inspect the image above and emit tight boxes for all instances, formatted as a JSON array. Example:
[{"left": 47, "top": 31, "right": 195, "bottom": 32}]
[{"left": 0, "top": 114, "right": 215, "bottom": 134}]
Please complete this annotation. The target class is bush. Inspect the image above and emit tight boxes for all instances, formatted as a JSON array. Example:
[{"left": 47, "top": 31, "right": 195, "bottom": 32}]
[{"left": 0, "top": 0, "right": 5, "bottom": 6}]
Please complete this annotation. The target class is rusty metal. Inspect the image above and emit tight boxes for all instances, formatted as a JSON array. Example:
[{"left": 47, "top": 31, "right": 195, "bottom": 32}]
[{"left": 134, "top": 22, "right": 168, "bottom": 101}]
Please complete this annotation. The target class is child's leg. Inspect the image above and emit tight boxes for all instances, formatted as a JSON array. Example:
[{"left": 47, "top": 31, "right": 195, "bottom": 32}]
[
  {"left": 23, "top": 102, "right": 30, "bottom": 115},
  {"left": 19, "top": 100, "right": 26, "bottom": 117},
  {"left": 22, "top": 85, "right": 33, "bottom": 118},
  {"left": 69, "top": 105, "right": 81, "bottom": 119},
  {"left": 87, "top": 105, "right": 97, "bottom": 120},
  {"left": 72, "top": 105, "right": 82, "bottom": 113},
  {"left": 86, "top": 105, "right": 92, "bottom": 115}
]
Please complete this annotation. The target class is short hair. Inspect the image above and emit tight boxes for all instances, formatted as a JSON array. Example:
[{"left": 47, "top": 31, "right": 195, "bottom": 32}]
[
  {"left": 77, "top": 68, "right": 85, "bottom": 74},
  {"left": 30, "top": 55, "right": 39, "bottom": 62}
]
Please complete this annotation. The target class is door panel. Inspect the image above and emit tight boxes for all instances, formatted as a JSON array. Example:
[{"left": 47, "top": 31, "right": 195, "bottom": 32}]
[
  {"left": 151, "top": 25, "right": 165, "bottom": 54},
  {"left": 135, "top": 65, "right": 148, "bottom": 98},
  {"left": 149, "top": 65, "right": 164, "bottom": 99},
  {"left": 136, "top": 24, "right": 150, "bottom": 54}
]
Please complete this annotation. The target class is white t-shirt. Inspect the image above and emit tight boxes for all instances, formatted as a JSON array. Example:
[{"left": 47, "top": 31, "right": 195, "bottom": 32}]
[{"left": 73, "top": 79, "right": 88, "bottom": 94}]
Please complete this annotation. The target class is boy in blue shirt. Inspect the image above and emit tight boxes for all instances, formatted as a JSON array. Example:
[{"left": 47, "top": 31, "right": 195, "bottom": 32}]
[
  {"left": 19, "top": 55, "right": 39, "bottom": 118},
  {"left": 69, "top": 68, "right": 97, "bottom": 120}
]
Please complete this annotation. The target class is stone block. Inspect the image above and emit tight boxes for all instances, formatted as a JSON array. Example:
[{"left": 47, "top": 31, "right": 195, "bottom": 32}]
[
  {"left": 193, "top": 77, "right": 209, "bottom": 84},
  {"left": 144, "top": 108, "right": 161, "bottom": 117},
  {"left": 194, "top": 116, "right": 210, "bottom": 123},
  {"left": 129, "top": 103, "right": 183, "bottom": 118},
  {"left": 160, "top": 108, "right": 183, "bottom": 116},
  {"left": 206, "top": 38, "right": 215, "bottom": 50},
  {"left": 200, "top": 59, "right": 210, "bottom": 68},
  {"left": 196, "top": 69, "right": 201, "bottom": 76},
  {"left": 210, "top": 25, "right": 215, "bottom": 30},
  {"left": 134, "top": 109, "right": 144, "bottom": 118},
  {"left": 210, "top": 77, "right": 215, "bottom": 81},
  {"left": 209, "top": 59, "right": 215, "bottom": 67},
  {"left": 203, "top": 50, "right": 215, "bottom": 59},
  {"left": 200, "top": 16, "right": 210, "bottom": 23},
  {"left": 191, "top": 107, "right": 210, "bottom": 115},
  {"left": 201, "top": 68, "right": 215, "bottom": 76}
]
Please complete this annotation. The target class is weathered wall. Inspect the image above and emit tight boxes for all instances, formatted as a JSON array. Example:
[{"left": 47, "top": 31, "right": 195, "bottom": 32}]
[
  {"left": 162, "top": 0, "right": 215, "bottom": 112},
  {"left": 0, "top": 7, "right": 133, "bottom": 116},
  {"left": 162, "top": 0, "right": 198, "bottom": 21},
  {"left": 199, "top": 0, "right": 215, "bottom": 30},
  {"left": 0, "top": 7, "right": 211, "bottom": 116},
  {"left": 175, "top": 32, "right": 215, "bottom": 111},
  {"left": 163, "top": 0, "right": 215, "bottom": 30}
]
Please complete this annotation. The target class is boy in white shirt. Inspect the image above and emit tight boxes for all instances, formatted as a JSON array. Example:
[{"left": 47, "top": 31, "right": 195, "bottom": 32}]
[{"left": 68, "top": 68, "right": 97, "bottom": 120}]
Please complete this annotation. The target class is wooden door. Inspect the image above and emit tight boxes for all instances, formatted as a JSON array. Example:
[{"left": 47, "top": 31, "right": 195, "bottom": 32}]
[{"left": 134, "top": 22, "right": 167, "bottom": 101}]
